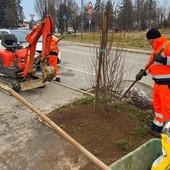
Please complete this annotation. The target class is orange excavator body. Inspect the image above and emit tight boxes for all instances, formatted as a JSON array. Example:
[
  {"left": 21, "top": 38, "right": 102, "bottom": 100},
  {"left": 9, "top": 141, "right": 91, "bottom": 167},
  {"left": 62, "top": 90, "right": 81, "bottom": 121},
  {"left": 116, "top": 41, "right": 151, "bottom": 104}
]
[{"left": 0, "top": 16, "right": 56, "bottom": 91}]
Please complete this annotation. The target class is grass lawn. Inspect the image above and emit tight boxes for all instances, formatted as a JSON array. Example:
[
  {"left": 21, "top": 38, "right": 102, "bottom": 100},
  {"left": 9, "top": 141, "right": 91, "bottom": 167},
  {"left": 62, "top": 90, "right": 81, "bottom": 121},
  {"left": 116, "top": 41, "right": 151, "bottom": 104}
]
[{"left": 61, "top": 29, "right": 170, "bottom": 50}]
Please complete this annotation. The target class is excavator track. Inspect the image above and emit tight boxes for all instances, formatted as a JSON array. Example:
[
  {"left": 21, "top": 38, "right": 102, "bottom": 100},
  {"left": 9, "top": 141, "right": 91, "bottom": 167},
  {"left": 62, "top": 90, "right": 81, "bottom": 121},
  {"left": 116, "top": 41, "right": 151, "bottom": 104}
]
[
  {"left": 0, "top": 74, "right": 48, "bottom": 91},
  {"left": 0, "top": 75, "right": 20, "bottom": 92}
]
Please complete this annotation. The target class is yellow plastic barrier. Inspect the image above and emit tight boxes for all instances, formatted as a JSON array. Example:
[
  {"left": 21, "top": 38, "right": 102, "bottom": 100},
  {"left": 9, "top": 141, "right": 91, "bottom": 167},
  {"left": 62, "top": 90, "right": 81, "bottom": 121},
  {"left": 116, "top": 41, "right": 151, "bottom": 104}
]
[{"left": 151, "top": 134, "right": 170, "bottom": 170}]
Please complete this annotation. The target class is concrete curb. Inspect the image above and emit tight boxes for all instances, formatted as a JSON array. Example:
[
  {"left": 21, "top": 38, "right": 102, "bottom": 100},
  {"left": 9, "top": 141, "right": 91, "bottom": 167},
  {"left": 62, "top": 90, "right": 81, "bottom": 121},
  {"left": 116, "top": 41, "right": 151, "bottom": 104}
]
[{"left": 61, "top": 41, "right": 152, "bottom": 55}]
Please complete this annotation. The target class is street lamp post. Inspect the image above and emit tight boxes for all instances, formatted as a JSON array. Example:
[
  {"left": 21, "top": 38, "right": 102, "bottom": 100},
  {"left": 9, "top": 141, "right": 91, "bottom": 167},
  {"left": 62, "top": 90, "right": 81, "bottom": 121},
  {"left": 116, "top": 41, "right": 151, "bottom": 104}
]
[{"left": 80, "top": 0, "right": 84, "bottom": 40}]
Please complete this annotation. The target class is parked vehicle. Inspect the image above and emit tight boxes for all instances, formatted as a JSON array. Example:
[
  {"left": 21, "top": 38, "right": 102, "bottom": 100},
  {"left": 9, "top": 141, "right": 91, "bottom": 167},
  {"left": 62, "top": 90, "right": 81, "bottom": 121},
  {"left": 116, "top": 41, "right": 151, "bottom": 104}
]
[
  {"left": 0, "top": 28, "right": 61, "bottom": 64},
  {"left": 67, "top": 27, "right": 74, "bottom": 34}
]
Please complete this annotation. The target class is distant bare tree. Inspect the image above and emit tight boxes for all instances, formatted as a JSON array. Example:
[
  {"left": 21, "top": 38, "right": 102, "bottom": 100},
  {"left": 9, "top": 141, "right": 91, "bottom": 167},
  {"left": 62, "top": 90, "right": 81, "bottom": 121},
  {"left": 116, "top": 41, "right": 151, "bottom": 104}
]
[
  {"left": 134, "top": 0, "right": 145, "bottom": 30},
  {"left": 145, "top": 0, "right": 157, "bottom": 28},
  {"left": 133, "top": 0, "right": 157, "bottom": 30},
  {"left": 93, "top": 0, "right": 104, "bottom": 31},
  {"left": 55, "top": 0, "right": 80, "bottom": 34},
  {"left": 57, "top": 3, "right": 71, "bottom": 33},
  {"left": 35, "top": 0, "right": 57, "bottom": 28},
  {"left": 67, "top": 1, "right": 80, "bottom": 34},
  {"left": 35, "top": 0, "right": 47, "bottom": 19}
]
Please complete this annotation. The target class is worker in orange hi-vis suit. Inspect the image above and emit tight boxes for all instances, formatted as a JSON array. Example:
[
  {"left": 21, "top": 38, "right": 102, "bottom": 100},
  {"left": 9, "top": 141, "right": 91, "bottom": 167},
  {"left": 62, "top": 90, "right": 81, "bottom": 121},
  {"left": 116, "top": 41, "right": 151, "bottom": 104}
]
[
  {"left": 135, "top": 28, "right": 170, "bottom": 138},
  {"left": 49, "top": 35, "right": 60, "bottom": 82}
]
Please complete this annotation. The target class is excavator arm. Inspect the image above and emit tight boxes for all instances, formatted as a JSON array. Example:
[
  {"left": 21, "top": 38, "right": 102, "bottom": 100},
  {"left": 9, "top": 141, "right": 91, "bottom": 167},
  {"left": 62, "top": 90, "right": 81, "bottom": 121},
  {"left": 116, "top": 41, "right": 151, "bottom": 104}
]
[{"left": 23, "top": 16, "right": 55, "bottom": 81}]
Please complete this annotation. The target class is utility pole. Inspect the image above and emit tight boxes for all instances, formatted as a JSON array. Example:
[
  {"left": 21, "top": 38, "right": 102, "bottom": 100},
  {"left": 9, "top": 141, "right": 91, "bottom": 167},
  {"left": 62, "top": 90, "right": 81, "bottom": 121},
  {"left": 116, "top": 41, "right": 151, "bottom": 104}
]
[
  {"left": 45, "top": 0, "right": 47, "bottom": 16},
  {"left": 81, "top": 0, "right": 84, "bottom": 40}
]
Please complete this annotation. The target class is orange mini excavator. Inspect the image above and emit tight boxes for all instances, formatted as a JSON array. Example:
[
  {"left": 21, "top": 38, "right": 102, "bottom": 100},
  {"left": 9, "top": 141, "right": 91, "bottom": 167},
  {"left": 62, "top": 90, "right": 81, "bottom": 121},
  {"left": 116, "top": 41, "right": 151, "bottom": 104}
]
[{"left": 0, "top": 16, "right": 56, "bottom": 91}]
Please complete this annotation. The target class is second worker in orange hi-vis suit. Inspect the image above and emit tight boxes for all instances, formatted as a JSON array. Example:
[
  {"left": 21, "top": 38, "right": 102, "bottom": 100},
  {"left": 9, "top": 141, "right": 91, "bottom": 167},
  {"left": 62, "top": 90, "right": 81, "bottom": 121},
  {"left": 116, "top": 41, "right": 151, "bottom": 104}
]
[
  {"left": 135, "top": 28, "right": 170, "bottom": 137},
  {"left": 49, "top": 35, "right": 60, "bottom": 82}
]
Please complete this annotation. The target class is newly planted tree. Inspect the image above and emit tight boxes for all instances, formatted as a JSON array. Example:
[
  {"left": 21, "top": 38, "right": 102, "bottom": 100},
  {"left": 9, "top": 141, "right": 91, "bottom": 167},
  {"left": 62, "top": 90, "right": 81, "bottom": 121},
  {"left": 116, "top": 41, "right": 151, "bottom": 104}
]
[{"left": 90, "top": 0, "right": 126, "bottom": 114}]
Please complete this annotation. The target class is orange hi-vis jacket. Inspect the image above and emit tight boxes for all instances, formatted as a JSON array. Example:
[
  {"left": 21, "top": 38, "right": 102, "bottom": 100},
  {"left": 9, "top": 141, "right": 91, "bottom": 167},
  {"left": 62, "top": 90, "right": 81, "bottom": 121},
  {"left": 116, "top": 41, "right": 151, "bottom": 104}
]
[
  {"left": 49, "top": 36, "right": 60, "bottom": 77},
  {"left": 145, "top": 36, "right": 170, "bottom": 84},
  {"left": 50, "top": 36, "right": 59, "bottom": 54},
  {"left": 145, "top": 36, "right": 170, "bottom": 124}
]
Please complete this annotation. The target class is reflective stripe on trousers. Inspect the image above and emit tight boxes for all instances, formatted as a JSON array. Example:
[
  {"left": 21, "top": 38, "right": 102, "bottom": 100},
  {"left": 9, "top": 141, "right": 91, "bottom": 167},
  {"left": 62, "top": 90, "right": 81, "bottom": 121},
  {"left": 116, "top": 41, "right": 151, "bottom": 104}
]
[{"left": 153, "top": 83, "right": 170, "bottom": 126}]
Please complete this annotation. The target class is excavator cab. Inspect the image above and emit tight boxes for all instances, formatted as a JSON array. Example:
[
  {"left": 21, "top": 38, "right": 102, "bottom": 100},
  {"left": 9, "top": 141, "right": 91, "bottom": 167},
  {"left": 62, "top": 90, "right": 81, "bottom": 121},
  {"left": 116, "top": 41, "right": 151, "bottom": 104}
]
[{"left": 1, "top": 34, "right": 19, "bottom": 51}]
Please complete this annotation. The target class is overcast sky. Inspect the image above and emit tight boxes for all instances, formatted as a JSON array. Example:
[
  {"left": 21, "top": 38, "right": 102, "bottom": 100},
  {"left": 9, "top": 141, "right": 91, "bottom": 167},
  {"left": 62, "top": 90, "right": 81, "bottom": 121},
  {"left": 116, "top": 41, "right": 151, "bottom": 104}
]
[
  {"left": 21, "top": 0, "right": 37, "bottom": 21},
  {"left": 21, "top": 0, "right": 96, "bottom": 21},
  {"left": 21, "top": 0, "right": 169, "bottom": 21}
]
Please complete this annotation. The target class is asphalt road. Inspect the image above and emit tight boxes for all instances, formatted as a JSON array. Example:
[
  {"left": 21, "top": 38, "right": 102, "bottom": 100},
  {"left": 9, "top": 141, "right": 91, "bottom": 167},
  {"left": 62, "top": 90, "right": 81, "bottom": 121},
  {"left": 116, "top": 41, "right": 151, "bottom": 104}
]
[
  {"left": 59, "top": 41, "right": 153, "bottom": 87},
  {"left": 0, "top": 42, "right": 154, "bottom": 170}
]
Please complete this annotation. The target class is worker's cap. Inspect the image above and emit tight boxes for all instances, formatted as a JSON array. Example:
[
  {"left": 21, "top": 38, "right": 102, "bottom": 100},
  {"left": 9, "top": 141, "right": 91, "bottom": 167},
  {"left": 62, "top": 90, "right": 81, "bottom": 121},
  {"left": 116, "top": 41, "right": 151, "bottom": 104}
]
[{"left": 146, "top": 28, "right": 161, "bottom": 40}]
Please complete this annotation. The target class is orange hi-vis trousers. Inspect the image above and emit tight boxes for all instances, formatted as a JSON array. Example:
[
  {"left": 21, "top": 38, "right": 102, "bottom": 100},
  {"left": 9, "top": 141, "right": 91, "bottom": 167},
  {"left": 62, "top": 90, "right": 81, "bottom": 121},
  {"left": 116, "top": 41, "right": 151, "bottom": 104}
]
[
  {"left": 49, "top": 36, "right": 60, "bottom": 78},
  {"left": 153, "top": 83, "right": 170, "bottom": 126},
  {"left": 49, "top": 55, "right": 59, "bottom": 77}
]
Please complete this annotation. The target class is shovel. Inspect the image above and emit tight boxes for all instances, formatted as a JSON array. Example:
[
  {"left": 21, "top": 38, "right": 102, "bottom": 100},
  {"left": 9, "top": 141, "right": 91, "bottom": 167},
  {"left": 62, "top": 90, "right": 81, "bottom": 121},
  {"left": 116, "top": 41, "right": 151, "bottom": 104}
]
[{"left": 119, "top": 45, "right": 166, "bottom": 101}]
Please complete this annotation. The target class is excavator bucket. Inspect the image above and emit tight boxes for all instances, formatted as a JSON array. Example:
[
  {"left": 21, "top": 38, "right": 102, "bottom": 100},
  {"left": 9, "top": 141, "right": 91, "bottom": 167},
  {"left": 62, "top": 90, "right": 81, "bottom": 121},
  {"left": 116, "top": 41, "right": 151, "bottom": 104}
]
[
  {"left": 20, "top": 79, "right": 46, "bottom": 91},
  {"left": 41, "top": 63, "right": 56, "bottom": 83},
  {"left": 20, "top": 61, "right": 56, "bottom": 91},
  {"left": 20, "top": 63, "right": 55, "bottom": 91}
]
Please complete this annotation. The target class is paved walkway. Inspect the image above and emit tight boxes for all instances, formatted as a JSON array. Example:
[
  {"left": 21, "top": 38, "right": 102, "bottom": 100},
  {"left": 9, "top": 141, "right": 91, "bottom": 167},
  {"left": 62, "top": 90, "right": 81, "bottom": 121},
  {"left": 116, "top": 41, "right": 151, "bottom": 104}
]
[{"left": 0, "top": 83, "right": 89, "bottom": 170}]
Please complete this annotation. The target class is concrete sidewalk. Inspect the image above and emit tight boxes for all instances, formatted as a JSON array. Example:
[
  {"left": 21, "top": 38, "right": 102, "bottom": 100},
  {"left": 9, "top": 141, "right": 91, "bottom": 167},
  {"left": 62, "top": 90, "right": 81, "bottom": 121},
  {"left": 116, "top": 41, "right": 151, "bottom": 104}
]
[{"left": 0, "top": 83, "right": 89, "bottom": 170}]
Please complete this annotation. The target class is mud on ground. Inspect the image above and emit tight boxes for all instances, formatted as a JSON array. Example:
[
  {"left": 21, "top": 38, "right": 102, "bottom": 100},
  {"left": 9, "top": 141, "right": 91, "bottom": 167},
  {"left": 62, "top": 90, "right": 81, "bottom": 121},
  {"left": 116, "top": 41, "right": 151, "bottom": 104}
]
[{"left": 49, "top": 99, "right": 154, "bottom": 169}]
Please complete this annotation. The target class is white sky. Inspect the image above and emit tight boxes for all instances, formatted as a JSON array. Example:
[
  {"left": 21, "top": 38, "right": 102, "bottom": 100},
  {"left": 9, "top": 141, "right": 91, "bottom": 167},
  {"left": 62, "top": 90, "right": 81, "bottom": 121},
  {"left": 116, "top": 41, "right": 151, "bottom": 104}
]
[
  {"left": 21, "top": 0, "right": 37, "bottom": 21},
  {"left": 21, "top": 0, "right": 170, "bottom": 21},
  {"left": 21, "top": 0, "right": 96, "bottom": 21}
]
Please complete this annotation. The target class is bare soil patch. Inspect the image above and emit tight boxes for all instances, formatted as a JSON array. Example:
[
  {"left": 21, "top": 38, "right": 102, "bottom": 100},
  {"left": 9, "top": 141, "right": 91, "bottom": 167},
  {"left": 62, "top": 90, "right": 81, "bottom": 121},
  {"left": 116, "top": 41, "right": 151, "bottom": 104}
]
[{"left": 49, "top": 97, "right": 154, "bottom": 169}]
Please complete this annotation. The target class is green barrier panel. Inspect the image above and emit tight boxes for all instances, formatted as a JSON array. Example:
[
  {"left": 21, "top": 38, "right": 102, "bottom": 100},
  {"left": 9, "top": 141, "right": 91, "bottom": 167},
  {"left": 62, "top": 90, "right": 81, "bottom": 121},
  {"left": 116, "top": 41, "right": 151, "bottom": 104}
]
[{"left": 109, "top": 139, "right": 162, "bottom": 170}]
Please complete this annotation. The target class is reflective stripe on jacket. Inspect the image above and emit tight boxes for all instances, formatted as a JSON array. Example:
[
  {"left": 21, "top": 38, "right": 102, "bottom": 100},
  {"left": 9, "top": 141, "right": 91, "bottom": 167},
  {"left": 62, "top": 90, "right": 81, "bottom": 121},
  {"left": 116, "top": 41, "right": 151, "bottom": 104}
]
[{"left": 145, "top": 36, "right": 170, "bottom": 84}]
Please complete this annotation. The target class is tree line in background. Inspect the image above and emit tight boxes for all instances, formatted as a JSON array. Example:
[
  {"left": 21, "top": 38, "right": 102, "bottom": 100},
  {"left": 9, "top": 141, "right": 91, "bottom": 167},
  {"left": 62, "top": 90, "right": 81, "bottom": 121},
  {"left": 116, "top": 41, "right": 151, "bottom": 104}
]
[
  {"left": 0, "top": 0, "right": 170, "bottom": 32},
  {"left": 0, "top": 0, "right": 24, "bottom": 28}
]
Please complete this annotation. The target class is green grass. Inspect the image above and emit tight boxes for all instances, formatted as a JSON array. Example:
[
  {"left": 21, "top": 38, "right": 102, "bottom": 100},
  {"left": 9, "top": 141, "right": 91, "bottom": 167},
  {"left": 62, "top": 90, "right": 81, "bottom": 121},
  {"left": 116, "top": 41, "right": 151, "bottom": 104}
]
[
  {"left": 114, "top": 101, "right": 140, "bottom": 113},
  {"left": 61, "top": 29, "right": 170, "bottom": 50},
  {"left": 115, "top": 139, "right": 133, "bottom": 152},
  {"left": 59, "top": 124, "right": 65, "bottom": 129},
  {"left": 57, "top": 96, "right": 94, "bottom": 112},
  {"left": 75, "top": 96, "right": 94, "bottom": 105},
  {"left": 130, "top": 127, "right": 147, "bottom": 138},
  {"left": 114, "top": 101, "right": 153, "bottom": 127}
]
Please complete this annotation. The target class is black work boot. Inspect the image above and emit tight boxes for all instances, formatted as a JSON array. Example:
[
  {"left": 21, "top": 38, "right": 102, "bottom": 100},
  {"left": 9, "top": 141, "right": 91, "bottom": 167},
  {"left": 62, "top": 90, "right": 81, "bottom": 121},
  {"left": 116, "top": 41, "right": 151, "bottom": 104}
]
[
  {"left": 55, "top": 77, "right": 60, "bottom": 82},
  {"left": 167, "top": 84, "right": 170, "bottom": 90},
  {"left": 149, "top": 123, "right": 163, "bottom": 138}
]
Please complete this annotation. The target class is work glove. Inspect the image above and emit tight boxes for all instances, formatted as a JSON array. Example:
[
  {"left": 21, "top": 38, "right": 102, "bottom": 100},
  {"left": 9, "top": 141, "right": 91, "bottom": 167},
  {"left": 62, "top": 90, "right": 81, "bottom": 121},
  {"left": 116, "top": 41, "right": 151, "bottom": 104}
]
[
  {"left": 153, "top": 53, "right": 167, "bottom": 65},
  {"left": 135, "top": 69, "right": 145, "bottom": 81}
]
